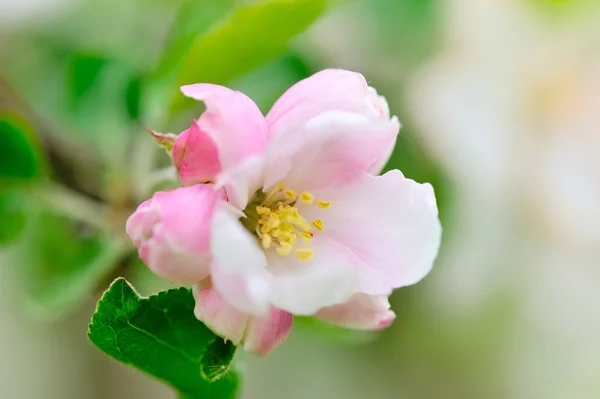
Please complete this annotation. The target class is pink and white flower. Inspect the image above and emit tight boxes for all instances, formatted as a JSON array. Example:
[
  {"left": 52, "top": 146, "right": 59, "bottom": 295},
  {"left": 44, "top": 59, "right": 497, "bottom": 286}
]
[{"left": 127, "top": 69, "right": 441, "bottom": 355}]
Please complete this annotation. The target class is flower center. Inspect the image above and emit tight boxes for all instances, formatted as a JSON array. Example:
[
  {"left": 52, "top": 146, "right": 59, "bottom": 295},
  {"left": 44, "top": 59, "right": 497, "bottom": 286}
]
[{"left": 242, "top": 183, "right": 331, "bottom": 261}]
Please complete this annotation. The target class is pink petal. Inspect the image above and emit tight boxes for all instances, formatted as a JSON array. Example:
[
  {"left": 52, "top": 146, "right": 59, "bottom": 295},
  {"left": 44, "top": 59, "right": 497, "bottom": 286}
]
[
  {"left": 171, "top": 121, "right": 221, "bottom": 186},
  {"left": 126, "top": 185, "right": 225, "bottom": 285},
  {"left": 193, "top": 279, "right": 249, "bottom": 345},
  {"left": 243, "top": 307, "right": 293, "bottom": 356},
  {"left": 300, "top": 170, "right": 442, "bottom": 295},
  {"left": 263, "top": 111, "right": 400, "bottom": 192},
  {"left": 125, "top": 198, "right": 159, "bottom": 247},
  {"left": 315, "top": 294, "right": 396, "bottom": 330},
  {"left": 180, "top": 84, "right": 268, "bottom": 174},
  {"left": 266, "top": 69, "right": 385, "bottom": 139},
  {"left": 193, "top": 279, "right": 293, "bottom": 356}
]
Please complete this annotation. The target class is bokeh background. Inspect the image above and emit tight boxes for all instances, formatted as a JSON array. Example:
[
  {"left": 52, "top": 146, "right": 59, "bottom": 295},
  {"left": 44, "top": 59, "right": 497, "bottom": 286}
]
[{"left": 2, "top": 0, "right": 600, "bottom": 398}]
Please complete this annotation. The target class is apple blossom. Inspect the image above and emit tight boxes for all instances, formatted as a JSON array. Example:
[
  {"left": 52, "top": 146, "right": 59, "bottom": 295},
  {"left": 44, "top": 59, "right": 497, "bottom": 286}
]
[{"left": 127, "top": 69, "right": 441, "bottom": 355}]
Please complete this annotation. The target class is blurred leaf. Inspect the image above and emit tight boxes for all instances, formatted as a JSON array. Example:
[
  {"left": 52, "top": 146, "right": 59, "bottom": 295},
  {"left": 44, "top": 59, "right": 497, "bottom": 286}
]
[
  {"left": 64, "top": 51, "right": 144, "bottom": 155},
  {"left": 18, "top": 211, "right": 121, "bottom": 317},
  {"left": 229, "top": 51, "right": 312, "bottom": 112},
  {"left": 0, "top": 190, "right": 28, "bottom": 245},
  {"left": 0, "top": 111, "right": 42, "bottom": 182},
  {"left": 29, "top": 240, "right": 129, "bottom": 316},
  {"left": 125, "top": 74, "right": 142, "bottom": 121},
  {"left": 172, "top": 0, "right": 327, "bottom": 112},
  {"left": 68, "top": 50, "right": 142, "bottom": 122},
  {"left": 155, "top": 0, "right": 238, "bottom": 76},
  {"left": 68, "top": 53, "right": 109, "bottom": 108},
  {"left": 89, "top": 278, "right": 240, "bottom": 399}
]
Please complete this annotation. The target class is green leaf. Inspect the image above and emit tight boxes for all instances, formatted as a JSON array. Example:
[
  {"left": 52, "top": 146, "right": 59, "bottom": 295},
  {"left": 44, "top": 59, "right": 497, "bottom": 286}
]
[
  {"left": 172, "top": 0, "right": 327, "bottom": 112},
  {"left": 88, "top": 278, "right": 241, "bottom": 399},
  {"left": 0, "top": 111, "right": 43, "bottom": 182},
  {"left": 155, "top": 0, "right": 237, "bottom": 77}
]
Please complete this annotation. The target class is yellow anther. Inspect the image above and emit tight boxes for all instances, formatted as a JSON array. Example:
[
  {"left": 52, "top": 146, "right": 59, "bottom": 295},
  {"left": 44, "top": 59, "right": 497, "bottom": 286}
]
[
  {"left": 277, "top": 242, "right": 293, "bottom": 256},
  {"left": 256, "top": 205, "right": 271, "bottom": 215},
  {"left": 261, "top": 234, "right": 272, "bottom": 249},
  {"left": 311, "top": 219, "right": 324, "bottom": 232},
  {"left": 294, "top": 248, "right": 314, "bottom": 261},
  {"left": 301, "top": 231, "right": 313, "bottom": 243},
  {"left": 299, "top": 191, "right": 314, "bottom": 205},
  {"left": 284, "top": 189, "right": 297, "bottom": 200},
  {"left": 249, "top": 184, "right": 332, "bottom": 259},
  {"left": 317, "top": 200, "right": 331, "bottom": 209}
]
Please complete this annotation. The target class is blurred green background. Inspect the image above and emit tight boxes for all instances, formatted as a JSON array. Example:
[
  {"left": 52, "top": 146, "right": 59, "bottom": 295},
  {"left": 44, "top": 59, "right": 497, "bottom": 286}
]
[{"left": 2, "top": 0, "right": 600, "bottom": 398}]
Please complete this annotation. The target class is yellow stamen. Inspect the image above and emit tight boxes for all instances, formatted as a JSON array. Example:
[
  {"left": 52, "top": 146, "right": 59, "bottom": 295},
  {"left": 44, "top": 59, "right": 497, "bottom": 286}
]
[
  {"left": 317, "top": 200, "right": 331, "bottom": 209},
  {"left": 295, "top": 248, "right": 314, "bottom": 261},
  {"left": 311, "top": 219, "right": 324, "bottom": 231},
  {"left": 300, "top": 231, "right": 313, "bottom": 243},
  {"left": 261, "top": 234, "right": 272, "bottom": 249},
  {"left": 276, "top": 242, "right": 293, "bottom": 256},
  {"left": 284, "top": 189, "right": 297, "bottom": 200},
  {"left": 299, "top": 191, "right": 314, "bottom": 205},
  {"left": 247, "top": 185, "right": 332, "bottom": 260},
  {"left": 256, "top": 205, "right": 270, "bottom": 215}
]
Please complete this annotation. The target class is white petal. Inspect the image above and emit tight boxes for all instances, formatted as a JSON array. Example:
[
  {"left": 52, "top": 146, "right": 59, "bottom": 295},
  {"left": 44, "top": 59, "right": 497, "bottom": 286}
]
[
  {"left": 265, "top": 236, "right": 357, "bottom": 315},
  {"left": 216, "top": 155, "right": 265, "bottom": 210},
  {"left": 301, "top": 170, "right": 442, "bottom": 295},
  {"left": 210, "top": 205, "right": 271, "bottom": 315}
]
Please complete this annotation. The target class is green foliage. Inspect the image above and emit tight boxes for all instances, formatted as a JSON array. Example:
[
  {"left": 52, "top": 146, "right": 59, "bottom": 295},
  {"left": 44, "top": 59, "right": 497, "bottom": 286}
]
[
  {"left": 155, "top": 0, "right": 237, "bottom": 77},
  {"left": 68, "top": 53, "right": 109, "bottom": 109},
  {"left": 89, "top": 278, "right": 240, "bottom": 399},
  {"left": 0, "top": 190, "right": 28, "bottom": 245},
  {"left": 17, "top": 211, "right": 122, "bottom": 316},
  {"left": 29, "top": 240, "right": 129, "bottom": 316},
  {"left": 171, "top": 0, "right": 326, "bottom": 112},
  {"left": 0, "top": 112, "right": 43, "bottom": 244},
  {"left": 0, "top": 112, "right": 42, "bottom": 182}
]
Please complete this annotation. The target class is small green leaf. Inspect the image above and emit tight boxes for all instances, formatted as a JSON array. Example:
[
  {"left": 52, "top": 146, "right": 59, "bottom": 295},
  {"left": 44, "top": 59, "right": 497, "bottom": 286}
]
[
  {"left": 88, "top": 278, "right": 241, "bottom": 399},
  {"left": 172, "top": 0, "right": 327, "bottom": 111},
  {"left": 0, "top": 112, "right": 43, "bottom": 182},
  {"left": 147, "top": 128, "right": 178, "bottom": 153}
]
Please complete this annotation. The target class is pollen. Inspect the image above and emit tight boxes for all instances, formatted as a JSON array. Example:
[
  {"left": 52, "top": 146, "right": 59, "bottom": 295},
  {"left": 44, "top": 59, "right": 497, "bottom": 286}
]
[
  {"left": 276, "top": 242, "right": 293, "bottom": 256},
  {"left": 284, "top": 189, "right": 297, "bottom": 200},
  {"left": 300, "top": 191, "right": 314, "bottom": 205},
  {"left": 261, "top": 234, "right": 272, "bottom": 249},
  {"left": 311, "top": 219, "right": 324, "bottom": 232},
  {"left": 317, "top": 200, "right": 331, "bottom": 209},
  {"left": 301, "top": 231, "right": 313, "bottom": 243},
  {"left": 250, "top": 182, "right": 332, "bottom": 260},
  {"left": 294, "top": 248, "right": 314, "bottom": 261}
]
